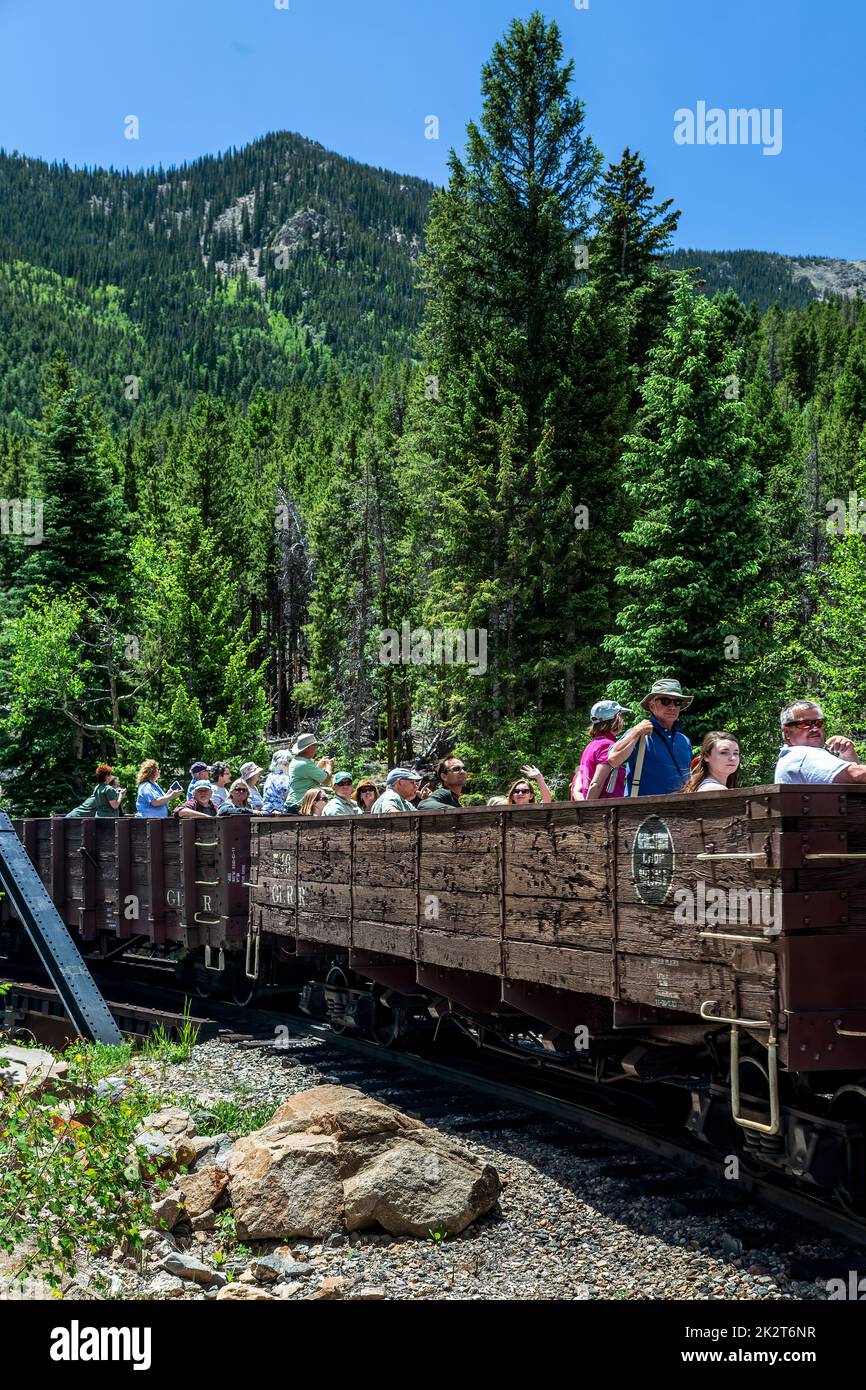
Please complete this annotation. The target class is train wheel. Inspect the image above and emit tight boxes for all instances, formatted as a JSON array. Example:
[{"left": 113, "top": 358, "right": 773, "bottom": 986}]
[
  {"left": 370, "top": 988, "right": 404, "bottom": 1048},
  {"left": 829, "top": 1083, "right": 866, "bottom": 1215},
  {"left": 325, "top": 965, "right": 353, "bottom": 1035}
]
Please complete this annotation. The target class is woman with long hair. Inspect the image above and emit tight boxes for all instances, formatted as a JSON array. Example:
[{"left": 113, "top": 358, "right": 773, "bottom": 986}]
[
  {"left": 682, "top": 731, "right": 741, "bottom": 793},
  {"left": 135, "top": 759, "right": 179, "bottom": 818},
  {"left": 300, "top": 787, "right": 330, "bottom": 816},
  {"left": 506, "top": 766, "right": 552, "bottom": 805}
]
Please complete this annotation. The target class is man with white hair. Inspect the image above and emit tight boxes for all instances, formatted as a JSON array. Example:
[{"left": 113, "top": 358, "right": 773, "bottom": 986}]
[{"left": 774, "top": 700, "right": 866, "bottom": 783}]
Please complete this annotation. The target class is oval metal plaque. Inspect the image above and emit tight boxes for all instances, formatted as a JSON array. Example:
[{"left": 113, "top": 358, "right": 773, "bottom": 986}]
[{"left": 631, "top": 815, "right": 675, "bottom": 906}]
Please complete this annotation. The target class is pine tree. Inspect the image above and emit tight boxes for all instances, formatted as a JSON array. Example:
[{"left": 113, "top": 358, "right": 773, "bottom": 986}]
[
  {"left": 590, "top": 147, "right": 680, "bottom": 380},
  {"left": 404, "top": 12, "right": 627, "bottom": 739},
  {"left": 605, "top": 278, "right": 761, "bottom": 721},
  {"left": 17, "top": 354, "right": 128, "bottom": 597}
]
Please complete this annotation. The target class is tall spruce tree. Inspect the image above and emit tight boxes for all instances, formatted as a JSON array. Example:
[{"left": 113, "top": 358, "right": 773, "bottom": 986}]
[
  {"left": 605, "top": 278, "right": 761, "bottom": 722},
  {"left": 404, "top": 12, "right": 628, "bottom": 743},
  {"left": 590, "top": 147, "right": 680, "bottom": 383}
]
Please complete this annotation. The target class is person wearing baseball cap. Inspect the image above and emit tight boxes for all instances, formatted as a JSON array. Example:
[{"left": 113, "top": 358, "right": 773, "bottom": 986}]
[
  {"left": 604, "top": 679, "right": 694, "bottom": 797},
  {"left": 186, "top": 761, "right": 209, "bottom": 799},
  {"left": 372, "top": 768, "right": 422, "bottom": 815},
  {"left": 572, "top": 700, "right": 632, "bottom": 801},
  {"left": 322, "top": 771, "right": 363, "bottom": 815}
]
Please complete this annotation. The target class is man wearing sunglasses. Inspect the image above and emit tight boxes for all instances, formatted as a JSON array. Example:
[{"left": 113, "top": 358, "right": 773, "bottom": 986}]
[
  {"left": 774, "top": 701, "right": 866, "bottom": 784},
  {"left": 605, "top": 678, "right": 694, "bottom": 797}
]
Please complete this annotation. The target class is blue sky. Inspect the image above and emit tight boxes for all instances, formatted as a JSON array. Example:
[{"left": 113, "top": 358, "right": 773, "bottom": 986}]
[{"left": 0, "top": 0, "right": 860, "bottom": 257}]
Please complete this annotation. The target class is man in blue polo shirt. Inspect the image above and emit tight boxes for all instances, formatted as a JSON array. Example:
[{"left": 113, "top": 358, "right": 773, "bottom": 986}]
[{"left": 605, "top": 678, "right": 694, "bottom": 796}]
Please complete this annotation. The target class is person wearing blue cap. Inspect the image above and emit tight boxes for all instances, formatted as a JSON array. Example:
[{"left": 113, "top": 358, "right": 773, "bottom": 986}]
[
  {"left": 572, "top": 700, "right": 633, "bottom": 801},
  {"left": 371, "top": 768, "right": 422, "bottom": 814},
  {"left": 322, "top": 772, "right": 363, "bottom": 815}
]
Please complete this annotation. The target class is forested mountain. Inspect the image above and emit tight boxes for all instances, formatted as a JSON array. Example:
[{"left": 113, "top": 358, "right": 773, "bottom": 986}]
[
  {"left": 0, "top": 132, "right": 864, "bottom": 430},
  {"left": 0, "top": 132, "right": 432, "bottom": 428},
  {"left": 1, "top": 12, "right": 865, "bottom": 814},
  {"left": 668, "top": 249, "right": 866, "bottom": 313}
]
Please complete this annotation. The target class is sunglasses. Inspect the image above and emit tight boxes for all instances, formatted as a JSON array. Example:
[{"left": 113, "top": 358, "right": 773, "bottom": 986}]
[
  {"left": 656, "top": 697, "right": 685, "bottom": 707},
  {"left": 316, "top": 794, "right": 328, "bottom": 801},
  {"left": 512, "top": 786, "right": 532, "bottom": 795},
  {"left": 786, "top": 717, "right": 824, "bottom": 730}
]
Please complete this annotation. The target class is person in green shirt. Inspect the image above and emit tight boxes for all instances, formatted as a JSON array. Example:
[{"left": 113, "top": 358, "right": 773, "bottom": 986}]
[
  {"left": 371, "top": 768, "right": 422, "bottom": 814},
  {"left": 66, "top": 764, "right": 126, "bottom": 818},
  {"left": 284, "top": 733, "right": 333, "bottom": 811},
  {"left": 322, "top": 771, "right": 364, "bottom": 815}
]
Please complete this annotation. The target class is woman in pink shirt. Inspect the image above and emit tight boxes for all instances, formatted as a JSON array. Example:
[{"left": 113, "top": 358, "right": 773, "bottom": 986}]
[{"left": 572, "top": 700, "right": 633, "bottom": 801}]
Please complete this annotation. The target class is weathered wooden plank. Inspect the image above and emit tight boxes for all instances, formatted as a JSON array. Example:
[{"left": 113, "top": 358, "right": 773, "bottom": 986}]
[
  {"left": 504, "top": 895, "right": 612, "bottom": 950},
  {"left": 351, "top": 885, "right": 419, "bottom": 925},
  {"left": 504, "top": 940, "right": 612, "bottom": 993},
  {"left": 296, "top": 914, "right": 351, "bottom": 949},
  {"left": 353, "top": 920, "right": 414, "bottom": 960},
  {"left": 617, "top": 903, "right": 779, "bottom": 967},
  {"left": 617, "top": 952, "right": 776, "bottom": 1018},
  {"left": 420, "top": 851, "right": 499, "bottom": 895},
  {"left": 419, "top": 930, "right": 499, "bottom": 975}
]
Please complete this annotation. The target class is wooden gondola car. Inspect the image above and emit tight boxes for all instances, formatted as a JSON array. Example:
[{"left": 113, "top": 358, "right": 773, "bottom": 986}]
[
  {"left": 3, "top": 786, "right": 866, "bottom": 1196},
  {"left": 248, "top": 785, "right": 866, "bottom": 1198}
]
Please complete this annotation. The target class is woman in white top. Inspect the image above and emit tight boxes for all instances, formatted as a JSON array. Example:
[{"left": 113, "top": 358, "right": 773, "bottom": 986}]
[{"left": 682, "top": 731, "right": 740, "bottom": 793}]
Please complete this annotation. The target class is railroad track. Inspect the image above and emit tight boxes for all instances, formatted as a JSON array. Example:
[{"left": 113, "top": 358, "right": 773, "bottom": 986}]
[{"left": 4, "top": 955, "right": 866, "bottom": 1266}]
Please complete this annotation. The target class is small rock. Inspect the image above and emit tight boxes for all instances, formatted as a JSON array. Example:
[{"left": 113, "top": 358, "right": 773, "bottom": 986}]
[
  {"left": 248, "top": 1255, "right": 315, "bottom": 1284},
  {"left": 95, "top": 1076, "right": 129, "bottom": 1101},
  {"left": 157, "top": 1252, "right": 226, "bottom": 1287},
  {"left": 151, "top": 1193, "right": 183, "bottom": 1231},
  {"left": 216, "top": 1284, "right": 275, "bottom": 1300},
  {"left": 304, "top": 1277, "right": 348, "bottom": 1301},
  {"left": 191, "top": 1209, "right": 216, "bottom": 1232},
  {"left": 147, "top": 1272, "right": 186, "bottom": 1299},
  {"left": 348, "top": 1285, "right": 387, "bottom": 1300},
  {"left": 324, "top": 1233, "right": 347, "bottom": 1249},
  {"left": 179, "top": 1164, "right": 229, "bottom": 1219},
  {"left": 0, "top": 1045, "right": 68, "bottom": 1093},
  {"left": 273, "top": 1281, "right": 303, "bottom": 1298}
]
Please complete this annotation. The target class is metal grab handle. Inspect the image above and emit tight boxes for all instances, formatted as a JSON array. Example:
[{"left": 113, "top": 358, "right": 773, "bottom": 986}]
[
  {"left": 698, "top": 931, "right": 780, "bottom": 944},
  {"left": 803, "top": 853, "right": 866, "bottom": 861},
  {"left": 695, "top": 852, "right": 768, "bottom": 862},
  {"left": 731, "top": 1027, "right": 780, "bottom": 1136},
  {"left": 699, "top": 1000, "right": 772, "bottom": 1030},
  {"left": 194, "top": 879, "right": 220, "bottom": 887},
  {"left": 194, "top": 912, "right": 221, "bottom": 927},
  {"left": 245, "top": 928, "right": 260, "bottom": 981},
  {"left": 195, "top": 840, "right": 219, "bottom": 848},
  {"left": 834, "top": 1019, "right": 866, "bottom": 1038}
]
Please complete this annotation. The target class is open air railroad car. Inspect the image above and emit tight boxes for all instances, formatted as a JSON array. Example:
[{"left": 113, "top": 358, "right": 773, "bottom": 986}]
[{"left": 3, "top": 784, "right": 866, "bottom": 1205}]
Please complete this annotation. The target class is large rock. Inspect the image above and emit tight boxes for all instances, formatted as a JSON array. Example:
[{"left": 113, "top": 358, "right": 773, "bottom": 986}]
[
  {"left": 179, "top": 1164, "right": 229, "bottom": 1219},
  {"left": 225, "top": 1085, "right": 500, "bottom": 1242},
  {"left": 266, "top": 1086, "right": 421, "bottom": 1141},
  {"left": 342, "top": 1127, "right": 501, "bottom": 1237},
  {"left": 0, "top": 1046, "right": 67, "bottom": 1093},
  {"left": 227, "top": 1131, "right": 342, "bottom": 1240}
]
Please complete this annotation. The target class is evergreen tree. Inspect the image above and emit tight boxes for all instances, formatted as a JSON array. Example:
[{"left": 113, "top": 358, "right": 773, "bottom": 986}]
[
  {"left": 404, "top": 12, "right": 627, "bottom": 741},
  {"left": 590, "top": 147, "right": 680, "bottom": 381},
  {"left": 605, "top": 278, "right": 761, "bottom": 722}
]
